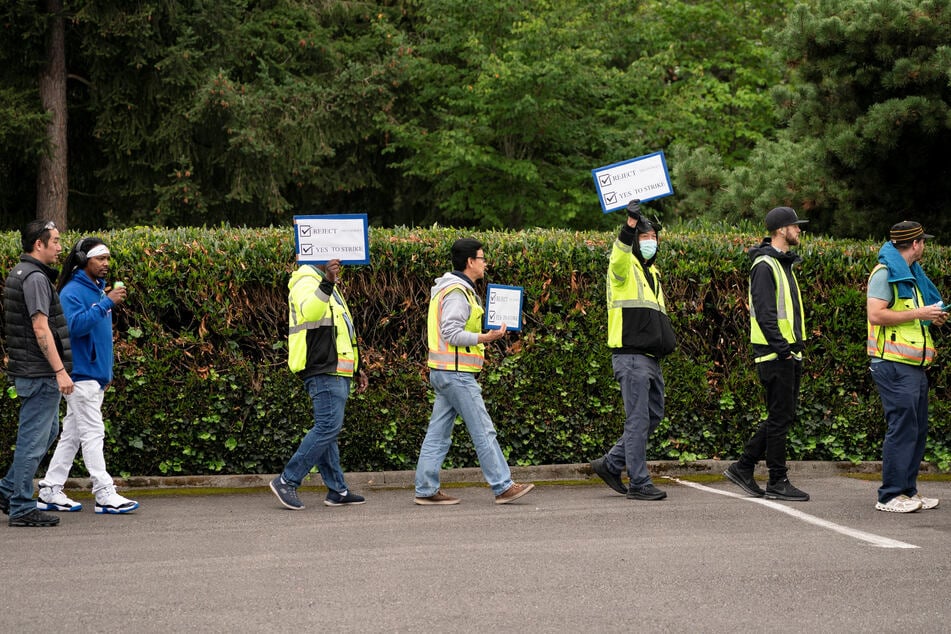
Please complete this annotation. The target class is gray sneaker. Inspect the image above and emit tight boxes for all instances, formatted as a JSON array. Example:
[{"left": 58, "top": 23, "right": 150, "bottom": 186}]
[
  {"left": 627, "top": 483, "right": 667, "bottom": 501},
  {"left": 9, "top": 509, "right": 60, "bottom": 527},
  {"left": 590, "top": 457, "right": 627, "bottom": 495},
  {"left": 270, "top": 476, "right": 304, "bottom": 510}
]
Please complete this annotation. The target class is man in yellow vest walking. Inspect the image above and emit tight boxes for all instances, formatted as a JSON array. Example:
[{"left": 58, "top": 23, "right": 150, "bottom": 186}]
[
  {"left": 269, "top": 258, "right": 369, "bottom": 510},
  {"left": 867, "top": 221, "right": 946, "bottom": 513},
  {"left": 724, "top": 207, "right": 810, "bottom": 501},
  {"left": 590, "top": 201, "right": 676, "bottom": 501},
  {"left": 414, "top": 238, "right": 534, "bottom": 505}
]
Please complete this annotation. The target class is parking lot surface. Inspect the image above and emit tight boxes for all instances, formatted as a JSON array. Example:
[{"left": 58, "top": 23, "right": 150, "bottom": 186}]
[{"left": 2, "top": 474, "right": 949, "bottom": 632}]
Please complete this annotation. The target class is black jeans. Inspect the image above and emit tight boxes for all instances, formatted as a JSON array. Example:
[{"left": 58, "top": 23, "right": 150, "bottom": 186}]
[{"left": 738, "top": 358, "right": 802, "bottom": 483}]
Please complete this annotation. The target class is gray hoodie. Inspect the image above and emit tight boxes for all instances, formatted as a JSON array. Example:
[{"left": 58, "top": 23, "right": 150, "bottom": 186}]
[{"left": 431, "top": 271, "right": 481, "bottom": 348}]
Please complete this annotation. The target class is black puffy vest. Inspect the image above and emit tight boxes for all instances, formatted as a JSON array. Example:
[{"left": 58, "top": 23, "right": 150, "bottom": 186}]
[{"left": 3, "top": 256, "right": 72, "bottom": 377}]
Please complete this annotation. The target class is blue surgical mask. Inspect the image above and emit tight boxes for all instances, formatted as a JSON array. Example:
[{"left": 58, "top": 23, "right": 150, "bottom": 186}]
[{"left": 639, "top": 239, "right": 658, "bottom": 260}]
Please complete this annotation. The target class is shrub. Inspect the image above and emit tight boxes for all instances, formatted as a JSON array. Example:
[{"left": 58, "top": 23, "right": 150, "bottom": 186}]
[{"left": 2, "top": 225, "right": 950, "bottom": 476}]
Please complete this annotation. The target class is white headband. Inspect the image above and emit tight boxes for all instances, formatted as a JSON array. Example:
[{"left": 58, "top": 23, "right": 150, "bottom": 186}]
[{"left": 85, "top": 244, "right": 110, "bottom": 258}]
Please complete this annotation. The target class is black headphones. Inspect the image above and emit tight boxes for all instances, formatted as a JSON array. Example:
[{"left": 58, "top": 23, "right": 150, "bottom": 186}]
[{"left": 73, "top": 238, "right": 88, "bottom": 267}]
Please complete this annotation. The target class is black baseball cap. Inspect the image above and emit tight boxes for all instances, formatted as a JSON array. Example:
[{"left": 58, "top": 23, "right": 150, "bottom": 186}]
[{"left": 765, "top": 207, "right": 808, "bottom": 232}]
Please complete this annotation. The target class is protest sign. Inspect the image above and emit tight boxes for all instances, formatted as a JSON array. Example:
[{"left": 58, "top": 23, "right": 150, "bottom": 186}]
[
  {"left": 591, "top": 151, "right": 674, "bottom": 213},
  {"left": 484, "top": 284, "right": 524, "bottom": 332},
  {"left": 293, "top": 214, "right": 370, "bottom": 265}
]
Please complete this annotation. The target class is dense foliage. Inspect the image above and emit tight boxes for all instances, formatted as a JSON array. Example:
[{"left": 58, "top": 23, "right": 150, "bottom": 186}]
[
  {"left": 2, "top": 0, "right": 799, "bottom": 230},
  {"left": 681, "top": 0, "right": 951, "bottom": 236},
  {"left": 3, "top": 226, "right": 951, "bottom": 477}
]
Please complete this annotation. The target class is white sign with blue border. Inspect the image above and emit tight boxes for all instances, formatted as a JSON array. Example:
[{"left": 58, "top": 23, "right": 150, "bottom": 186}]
[
  {"left": 293, "top": 214, "right": 370, "bottom": 265},
  {"left": 591, "top": 151, "right": 674, "bottom": 213},
  {"left": 484, "top": 284, "right": 524, "bottom": 332}
]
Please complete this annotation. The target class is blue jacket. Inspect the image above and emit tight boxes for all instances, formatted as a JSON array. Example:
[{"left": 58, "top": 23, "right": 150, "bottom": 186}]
[{"left": 59, "top": 270, "right": 117, "bottom": 387}]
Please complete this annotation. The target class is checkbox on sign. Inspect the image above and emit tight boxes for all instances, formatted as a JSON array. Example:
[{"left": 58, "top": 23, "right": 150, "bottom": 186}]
[
  {"left": 301, "top": 245, "right": 313, "bottom": 255},
  {"left": 599, "top": 174, "right": 612, "bottom": 186},
  {"left": 605, "top": 192, "right": 617, "bottom": 204},
  {"left": 299, "top": 226, "right": 312, "bottom": 237}
]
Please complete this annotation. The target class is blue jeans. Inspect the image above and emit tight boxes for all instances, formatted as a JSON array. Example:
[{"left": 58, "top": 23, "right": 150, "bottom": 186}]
[
  {"left": 870, "top": 360, "right": 929, "bottom": 504},
  {"left": 0, "top": 377, "right": 62, "bottom": 518},
  {"left": 605, "top": 354, "right": 664, "bottom": 488},
  {"left": 281, "top": 374, "right": 351, "bottom": 493},
  {"left": 415, "top": 370, "right": 512, "bottom": 496}
]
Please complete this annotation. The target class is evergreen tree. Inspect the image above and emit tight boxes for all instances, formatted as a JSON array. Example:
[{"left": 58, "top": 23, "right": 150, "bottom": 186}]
[{"left": 745, "top": 0, "right": 951, "bottom": 238}]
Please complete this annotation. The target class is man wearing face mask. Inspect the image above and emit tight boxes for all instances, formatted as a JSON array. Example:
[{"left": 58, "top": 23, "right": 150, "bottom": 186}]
[
  {"left": 724, "top": 206, "right": 810, "bottom": 501},
  {"left": 590, "top": 200, "right": 676, "bottom": 501}
]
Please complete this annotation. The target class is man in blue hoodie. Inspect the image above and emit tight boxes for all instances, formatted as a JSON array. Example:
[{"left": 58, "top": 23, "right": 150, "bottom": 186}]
[{"left": 37, "top": 238, "right": 139, "bottom": 514}]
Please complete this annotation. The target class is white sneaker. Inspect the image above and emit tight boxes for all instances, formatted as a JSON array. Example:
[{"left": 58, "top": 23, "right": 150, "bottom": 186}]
[
  {"left": 875, "top": 495, "right": 922, "bottom": 513},
  {"left": 912, "top": 493, "right": 939, "bottom": 510},
  {"left": 95, "top": 490, "right": 139, "bottom": 514},
  {"left": 36, "top": 486, "right": 83, "bottom": 512}
]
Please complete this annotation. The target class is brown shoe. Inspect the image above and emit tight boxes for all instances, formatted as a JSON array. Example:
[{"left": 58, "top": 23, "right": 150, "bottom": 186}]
[
  {"left": 495, "top": 482, "right": 535, "bottom": 505},
  {"left": 414, "top": 491, "right": 461, "bottom": 505}
]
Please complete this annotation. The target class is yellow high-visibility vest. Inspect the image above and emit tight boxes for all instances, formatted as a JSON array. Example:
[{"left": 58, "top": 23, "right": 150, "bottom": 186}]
[
  {"left": 427, "top": 283, "right": 485, "bottom": 372},
  {"left": 287, "top": 266, "right": 358, "bottom": 377},
  {"left": 866, "top": 264, "right": 935, "bottom": 366},
  {"left": 749, "top": 255, "right": 805, "bottom": 363},
  {"left": 606, "top": 239, "right": 667, "bottom": 349}
]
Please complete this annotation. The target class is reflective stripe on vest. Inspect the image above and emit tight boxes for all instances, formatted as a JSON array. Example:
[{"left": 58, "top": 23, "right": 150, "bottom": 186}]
[
  {"left": 749, "top": 255, "right": 805, "bottom": 363},
  {"left": 606, "top": 239, "right": 666, "bottom": 349},
  {"left": 287, "top": 267, "right": 358, "bottom": 377},
  {"left": 427, "top": 283, "right": 485, "bottom": 372},
  {"left": 866, "top": 264, "right": 935, "bottom": 366}
]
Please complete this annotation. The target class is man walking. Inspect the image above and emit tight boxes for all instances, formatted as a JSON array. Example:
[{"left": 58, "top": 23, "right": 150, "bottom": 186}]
[
  {"left": 37, "top": 237, "right": 139, "bottom": 514},
  {"left": 724, "top": 206, "right": 810, "bottom": 501},
  {"left": 270, "top": 258, "right": 368, "bottom": 510},
  {"left": 414, "top": 238, "right": 534, "bottom": 505},
  {"left": 867, "top": 221, "right": 945, "bottom": 513},
  {"left": 590, "top": 201, "right": 676, "bottom": 501},
  {"left": 0, "top": 220, "right": 73, "bottom": 527}
]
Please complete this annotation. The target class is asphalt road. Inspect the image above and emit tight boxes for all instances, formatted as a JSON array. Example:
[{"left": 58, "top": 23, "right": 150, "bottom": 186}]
[{"left": 2, "top": 475, "right": 949, "bottom": 633}]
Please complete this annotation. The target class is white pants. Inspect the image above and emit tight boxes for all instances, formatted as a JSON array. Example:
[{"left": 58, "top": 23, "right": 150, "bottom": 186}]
[{"left": 39, "top": 380, "right": 115, "bottom": 496}]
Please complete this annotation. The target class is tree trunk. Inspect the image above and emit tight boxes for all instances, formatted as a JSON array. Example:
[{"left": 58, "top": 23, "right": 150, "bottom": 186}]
[{"left": 36, "top": 0, "right": 68, "bottom": 229}]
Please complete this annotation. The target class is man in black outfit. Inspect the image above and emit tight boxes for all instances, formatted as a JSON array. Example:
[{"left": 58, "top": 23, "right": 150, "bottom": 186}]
[{"left": 724, "top": 207, "right": 810, "bottom": 502}]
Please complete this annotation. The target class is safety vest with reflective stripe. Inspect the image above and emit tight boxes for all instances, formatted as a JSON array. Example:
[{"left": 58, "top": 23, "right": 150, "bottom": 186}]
[
  {"left": 749, "top": 255, "right": 805, "bottom": 363},
  {"left": 427, "top": 283, "right": 485, "bottom": 372},
  {"left": 866, "top": 264, "right": 935, "bottom": 367},
  {"left": 287, "top": 266, "right": 358, "bottom": 377},
  {"left": 606, "top": 240, "right": 667, "bottom": 349}
]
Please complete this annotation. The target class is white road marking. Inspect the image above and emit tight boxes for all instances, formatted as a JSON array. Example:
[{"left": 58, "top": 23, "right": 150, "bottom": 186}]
[{"left": 666, "top": 476, "right": 920, "bottom": 549}]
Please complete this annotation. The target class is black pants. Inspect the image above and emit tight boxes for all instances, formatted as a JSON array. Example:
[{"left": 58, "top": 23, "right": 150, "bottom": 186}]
[{"left": 738, "top": 358, "right": 802, "bottom": 483}]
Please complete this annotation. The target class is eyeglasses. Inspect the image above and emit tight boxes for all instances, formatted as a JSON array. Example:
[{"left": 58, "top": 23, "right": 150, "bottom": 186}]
[
  {"left": 43, "top": 221, "right": 56, "bottom": 230},
  {"left": 473, "top": 256, "right": 486, "bottom": 261}
]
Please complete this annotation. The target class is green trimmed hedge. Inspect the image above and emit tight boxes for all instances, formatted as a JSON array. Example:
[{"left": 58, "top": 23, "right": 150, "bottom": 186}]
[{"left": 2, "top": 226, "right": 950, "bottom": 477}]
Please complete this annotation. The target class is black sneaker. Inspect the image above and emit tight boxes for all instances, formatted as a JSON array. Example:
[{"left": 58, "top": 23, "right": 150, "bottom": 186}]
[
  {"left": 764, "top": 478, "right": 809, "bottom": 502},
  {"left": 270, "top": 476, "right": 304, "bottom": 510},
  {"left": 626, "top": 483, "right": 667, "bottom": 501},
  {"left": 723, "top": 463, "right": 765, "bottom": 497},
  {"left": 590, "top": 457, "right": 627, "bottom": 495},
  {"left": 0, "top": 494, "right": 8, "bottom": 516},
  {"left": 324, "top": 489, "right": 366, "bottom": 506},
  {"left": 9, "top": 509, "right": 60, "bottom": 527}
]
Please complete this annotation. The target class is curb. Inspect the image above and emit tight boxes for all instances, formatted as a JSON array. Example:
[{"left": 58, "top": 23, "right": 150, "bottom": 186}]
[{"left": 58, "top": 460, "right": 899, "bottom": 492}]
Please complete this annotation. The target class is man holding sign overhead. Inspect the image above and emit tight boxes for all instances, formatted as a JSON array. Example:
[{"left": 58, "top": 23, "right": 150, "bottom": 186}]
[
  {"left": 591, "top": 201, "right": 676, "bottom": 501},
  {"left": 414, "top": 239, "right": 535, "bottom": 505},
  {"left": 269, "top": 258, "right": 369, "bottom": 511}
]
